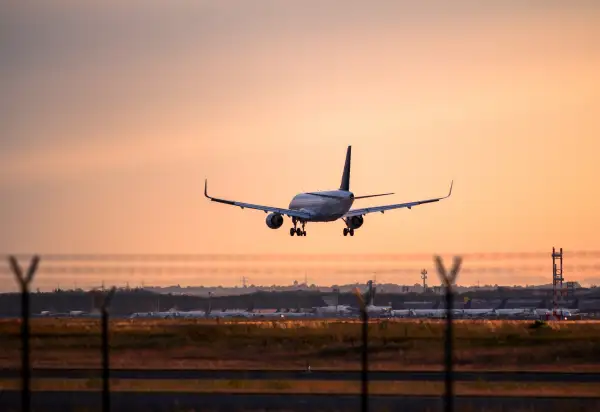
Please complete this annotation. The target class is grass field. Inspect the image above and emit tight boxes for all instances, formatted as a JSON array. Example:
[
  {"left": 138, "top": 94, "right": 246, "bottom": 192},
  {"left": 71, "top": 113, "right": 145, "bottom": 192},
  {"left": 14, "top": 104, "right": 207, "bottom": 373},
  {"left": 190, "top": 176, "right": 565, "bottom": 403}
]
[{"left": 1, "top": 318, "right": 600, "bottom": 371}]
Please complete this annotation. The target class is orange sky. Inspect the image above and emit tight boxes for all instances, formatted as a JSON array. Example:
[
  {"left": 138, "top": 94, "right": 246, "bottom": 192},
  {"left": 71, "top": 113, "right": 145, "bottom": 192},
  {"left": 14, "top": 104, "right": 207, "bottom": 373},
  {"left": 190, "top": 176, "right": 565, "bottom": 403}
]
[{"left": 2, "top": 1, "right": 600, "bottom": 288}]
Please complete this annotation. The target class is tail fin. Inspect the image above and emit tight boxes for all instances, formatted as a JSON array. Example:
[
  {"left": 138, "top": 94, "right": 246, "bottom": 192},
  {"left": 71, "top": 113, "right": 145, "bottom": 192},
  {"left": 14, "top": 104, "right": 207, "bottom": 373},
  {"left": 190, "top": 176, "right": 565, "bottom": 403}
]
[
  {"left": 339, "top": 145, "right": 351, "bottom": 191},
  {"left": 365, "top": 280, "right": 374, "bottom": 306},
  {"left": 497, "top": 298, "right": 509, "bottom": 309}
]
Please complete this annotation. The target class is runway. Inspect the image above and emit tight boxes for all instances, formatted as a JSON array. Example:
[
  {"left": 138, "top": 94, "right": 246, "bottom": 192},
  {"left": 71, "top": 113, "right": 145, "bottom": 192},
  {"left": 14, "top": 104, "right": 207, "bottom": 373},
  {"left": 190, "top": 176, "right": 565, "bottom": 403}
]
[
  {"left": 0, "top": 391, "right": 599, "bottom": 412},
  {"left": 1, "top": 368, "right": 600, "bottom": 382}
]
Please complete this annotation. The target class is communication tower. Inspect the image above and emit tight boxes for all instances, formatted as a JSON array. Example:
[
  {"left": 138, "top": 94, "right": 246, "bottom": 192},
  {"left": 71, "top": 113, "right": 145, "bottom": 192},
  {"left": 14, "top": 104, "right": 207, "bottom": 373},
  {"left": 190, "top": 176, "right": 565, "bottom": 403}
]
[
  {"left": 552, "top": 247, "right": 564, "bottom": 315},
  {"left": 421, "top": 269, "right": 428, "bottom": 293}
]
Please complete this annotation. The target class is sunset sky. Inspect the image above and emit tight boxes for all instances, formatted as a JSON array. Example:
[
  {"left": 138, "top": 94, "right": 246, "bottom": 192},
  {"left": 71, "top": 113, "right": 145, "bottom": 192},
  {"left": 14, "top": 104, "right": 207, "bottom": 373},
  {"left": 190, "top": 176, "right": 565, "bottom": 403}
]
[{"left": 2, "top": 1, "right": 599, "bottom": 288}]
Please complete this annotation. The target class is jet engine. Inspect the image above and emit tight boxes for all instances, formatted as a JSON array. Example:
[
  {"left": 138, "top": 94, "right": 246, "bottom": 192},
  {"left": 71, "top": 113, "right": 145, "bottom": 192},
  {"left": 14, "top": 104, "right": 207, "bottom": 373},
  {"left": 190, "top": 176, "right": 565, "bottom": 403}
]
[
  {"left": 348, "top": 215, "right": 364, "bottom": 229},
  {"left": 265, "top": 212, "right": 284, "bottom": 229}
]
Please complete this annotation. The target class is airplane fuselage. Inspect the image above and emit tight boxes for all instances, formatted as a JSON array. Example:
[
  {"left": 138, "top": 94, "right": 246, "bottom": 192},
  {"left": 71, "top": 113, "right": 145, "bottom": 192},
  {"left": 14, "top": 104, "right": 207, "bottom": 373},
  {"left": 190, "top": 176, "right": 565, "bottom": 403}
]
[{"left": 288, "top": 190, "right": 355, "bottom": 222}]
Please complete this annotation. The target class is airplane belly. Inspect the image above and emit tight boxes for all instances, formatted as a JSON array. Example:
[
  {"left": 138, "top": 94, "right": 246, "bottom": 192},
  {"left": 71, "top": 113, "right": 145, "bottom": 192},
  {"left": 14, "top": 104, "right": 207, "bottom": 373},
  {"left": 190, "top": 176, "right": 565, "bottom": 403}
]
[
  {"left": 289, "top": 193, "right": 353, "bottom": 222},
  {"left": 289, "top": 195, "right": 324, "bottom": 219},
  {"left": 312, "top": 200, "right": 345, "bottom": 221}
]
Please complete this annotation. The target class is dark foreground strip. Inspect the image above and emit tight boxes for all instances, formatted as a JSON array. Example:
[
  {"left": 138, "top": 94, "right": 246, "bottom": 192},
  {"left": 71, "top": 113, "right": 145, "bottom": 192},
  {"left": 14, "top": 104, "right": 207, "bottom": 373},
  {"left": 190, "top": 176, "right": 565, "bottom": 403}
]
[
  {"left": 0, "top": 391, "right": 599, "bottom": 412},
  {"left": 1, "top": 368, "right": 600, "bottom": 382}
]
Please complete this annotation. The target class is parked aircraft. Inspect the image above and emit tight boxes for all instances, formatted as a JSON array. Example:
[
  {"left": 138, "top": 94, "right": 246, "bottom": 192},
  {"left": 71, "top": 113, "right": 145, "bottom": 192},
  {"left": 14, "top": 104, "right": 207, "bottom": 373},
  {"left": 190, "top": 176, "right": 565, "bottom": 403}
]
[
  {"left": 177, "top": 310, "right": 207, "bottom": 318},
  {"left": 389, "top": 309, "right": 413, "bottom": 318},
  {"left": 409, "top": 300, "right": 444, "bottom": 318},
  {"left": 205, "top": 146, "right": 453, "bottom": 236},
  {"left": 313, "top": 304, "right": 354, "bottom": 315},
  {"left": 459, "top": 298, "right": 511, "bottom": 318},
  {"left": 532, "top": 298, "right": 579, "bottom": 319},
  {"left": 348, "top": 280, "right": 392, "bottom": 314}
]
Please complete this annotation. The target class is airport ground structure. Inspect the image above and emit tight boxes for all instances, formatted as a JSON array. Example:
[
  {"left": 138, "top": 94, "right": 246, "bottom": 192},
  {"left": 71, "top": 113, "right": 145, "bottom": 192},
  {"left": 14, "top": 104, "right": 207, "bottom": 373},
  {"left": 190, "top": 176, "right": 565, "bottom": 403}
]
[
  {"left": 3, "top": 249, "right": 600, "bottom": 320},
  {"left": 0, "top": 288, "right": 600, "bottom": 318},
  {"left": 0, "top": 283, "right": 599, "bottom": 320},
  {"left": 2, "top": 251, "right": 600, "bottom": 411}
]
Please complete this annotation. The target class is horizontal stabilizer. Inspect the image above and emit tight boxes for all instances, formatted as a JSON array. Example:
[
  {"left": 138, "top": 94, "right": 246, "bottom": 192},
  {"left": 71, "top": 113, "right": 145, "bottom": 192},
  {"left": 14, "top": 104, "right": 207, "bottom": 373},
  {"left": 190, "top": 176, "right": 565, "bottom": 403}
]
[
  {"left": 306, "top": 192, "right": 347, "bottom": 200},
  {"left": 354, "top": 192, "right": 394, "bottom": 200}
]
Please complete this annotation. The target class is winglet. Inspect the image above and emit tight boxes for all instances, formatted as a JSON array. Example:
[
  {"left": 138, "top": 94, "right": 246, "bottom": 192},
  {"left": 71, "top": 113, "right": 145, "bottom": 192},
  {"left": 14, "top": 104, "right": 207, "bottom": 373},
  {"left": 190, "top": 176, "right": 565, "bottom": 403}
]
[
  {"left": 204, "top": 179, "right": 210, "bottom": 199},
  {"left": 445, "top": 180, "right": 453, "bottom": 199}
]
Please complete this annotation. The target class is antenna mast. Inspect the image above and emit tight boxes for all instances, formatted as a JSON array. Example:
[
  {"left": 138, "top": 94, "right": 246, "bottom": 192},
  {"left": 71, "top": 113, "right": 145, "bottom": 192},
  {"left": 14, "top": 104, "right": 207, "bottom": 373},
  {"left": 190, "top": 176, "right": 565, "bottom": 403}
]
[{"left": 421, "top": 269, "right": 428, "bottom": 293}]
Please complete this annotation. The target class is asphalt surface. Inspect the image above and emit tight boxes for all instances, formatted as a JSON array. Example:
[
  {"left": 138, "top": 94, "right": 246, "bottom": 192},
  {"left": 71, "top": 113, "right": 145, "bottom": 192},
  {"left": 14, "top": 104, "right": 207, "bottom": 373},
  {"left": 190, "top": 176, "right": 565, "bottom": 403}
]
[
  {"left": 1, "top": 368, "right": 600, "bottom": 382},
  {"left": 1, "top": 392, "right": 599, "bottom": 412}
]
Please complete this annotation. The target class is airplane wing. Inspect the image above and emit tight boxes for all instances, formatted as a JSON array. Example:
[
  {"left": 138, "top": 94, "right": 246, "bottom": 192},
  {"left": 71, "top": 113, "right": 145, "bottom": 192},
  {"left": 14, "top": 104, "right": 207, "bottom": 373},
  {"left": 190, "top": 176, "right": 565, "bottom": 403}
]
[
  {"left": 204, "top": 179, "right": 312, "bottom": 220},
  {"left": 343, "top": 181, "right": 453, "bottom": 218}
]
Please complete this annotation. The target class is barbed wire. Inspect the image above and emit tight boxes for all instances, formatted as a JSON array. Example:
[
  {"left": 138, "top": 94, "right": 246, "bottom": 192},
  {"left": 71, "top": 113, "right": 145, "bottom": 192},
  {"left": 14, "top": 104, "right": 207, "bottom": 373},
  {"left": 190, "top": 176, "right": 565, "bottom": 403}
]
[
  {"left": 1, "top": 264, "right": 599, "bottom": 275},
  {"left": 3, "top": 251, "right": 600, "bottom": 262}
]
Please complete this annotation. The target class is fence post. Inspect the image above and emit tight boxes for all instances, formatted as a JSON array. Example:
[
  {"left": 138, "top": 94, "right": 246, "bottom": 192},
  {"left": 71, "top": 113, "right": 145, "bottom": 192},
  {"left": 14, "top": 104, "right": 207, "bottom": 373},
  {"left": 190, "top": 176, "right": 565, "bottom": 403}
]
[
  {"left": 8, "top": 255, "right": 41, "bottom": 412},
  {"left": 434, "top": 256, "right": 462, "bottom": 412},
  {"left": 100, "top": 287, "right": 117, "bottom": 412},
  {"left": 353, "top": 287, "right": 369, "bottom": 412}
]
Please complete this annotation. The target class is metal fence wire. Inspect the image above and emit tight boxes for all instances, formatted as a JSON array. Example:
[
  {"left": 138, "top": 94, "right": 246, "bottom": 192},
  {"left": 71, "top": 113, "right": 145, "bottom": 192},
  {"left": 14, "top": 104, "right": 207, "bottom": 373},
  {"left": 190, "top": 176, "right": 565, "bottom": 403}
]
[{"left": 5, "top": 254, "right": 464, "bottom": 412}]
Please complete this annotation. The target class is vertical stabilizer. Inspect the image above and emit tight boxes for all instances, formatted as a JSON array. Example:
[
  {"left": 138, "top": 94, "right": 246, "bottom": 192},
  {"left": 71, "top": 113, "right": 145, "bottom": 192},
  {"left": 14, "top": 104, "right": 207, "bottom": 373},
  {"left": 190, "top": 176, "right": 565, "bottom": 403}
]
[
  {"left": 340, "top": 145, "right": 351, "bottom": 191},
  {"left": 365, "top": 280, "right": 373, "bottom": 306}
]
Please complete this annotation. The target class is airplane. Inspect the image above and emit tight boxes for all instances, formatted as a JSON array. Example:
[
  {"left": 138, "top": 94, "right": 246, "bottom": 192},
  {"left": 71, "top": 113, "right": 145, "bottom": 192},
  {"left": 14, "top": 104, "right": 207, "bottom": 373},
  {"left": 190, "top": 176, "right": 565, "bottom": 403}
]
[
  {"left": 531, "top": 298, "right": 579, "bottom": 320},
  {"left": 459, "top": 298, "right": 510, "bottom": 318},
  {"left": 204, "top": 145, "right": 453, "bottom": 236},
  {"left": 177, "top": 310, "right": 208, "bottom": 319},
  {"left": 389, "top": 308, "right": 413, "bottom": 318},
  {"left": 312, "top": 304, "right": 354, "bottom": 315},
  {"left": 409, "top": 300, "right": 444, "bottom": 318},
  {"left": 347, "top": 280, "right": 392, "bottom": 315},
  {"left": 312, "top": 290, "right": 355, "bottom": 316}
]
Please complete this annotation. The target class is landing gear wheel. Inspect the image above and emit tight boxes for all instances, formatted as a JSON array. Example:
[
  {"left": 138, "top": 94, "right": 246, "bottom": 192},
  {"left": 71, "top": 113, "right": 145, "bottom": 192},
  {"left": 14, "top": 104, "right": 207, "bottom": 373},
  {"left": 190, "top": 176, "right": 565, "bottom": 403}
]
[
  {"left": 349, "top": 228, "right": 355, "bottom": 236},
  {"left": 296, "top": 227, "right": 302, "bottom": 236},
  {"left": 343, "top": 228, "right": 348, "bottom": 236},
  {"left": 302, "top": 231, "right": 307, "bottom": 236},
  {"left": 290, "top": 228, "right": 295, "bottom": 236}
]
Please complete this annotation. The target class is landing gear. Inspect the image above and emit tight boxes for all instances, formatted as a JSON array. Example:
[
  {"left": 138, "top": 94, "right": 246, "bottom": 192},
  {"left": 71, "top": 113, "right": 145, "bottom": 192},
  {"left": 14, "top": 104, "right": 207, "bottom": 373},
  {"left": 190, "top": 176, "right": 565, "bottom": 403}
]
[
  {"left": 342, "top": 220, "right": 355, "bottom": 237},
  {"left": 290, "top": 218, "right": 307, "bottom": 237}
]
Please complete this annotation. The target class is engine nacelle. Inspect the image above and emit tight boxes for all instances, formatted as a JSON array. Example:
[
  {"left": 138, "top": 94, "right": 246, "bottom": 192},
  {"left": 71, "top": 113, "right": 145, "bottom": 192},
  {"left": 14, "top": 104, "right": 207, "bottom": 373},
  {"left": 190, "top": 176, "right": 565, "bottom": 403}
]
[
  {"left": 265, "top": 212, "right": 284, "bottom": 229},
  {"left": 348, "top": 215, "right": 364, "bottom": 229}
]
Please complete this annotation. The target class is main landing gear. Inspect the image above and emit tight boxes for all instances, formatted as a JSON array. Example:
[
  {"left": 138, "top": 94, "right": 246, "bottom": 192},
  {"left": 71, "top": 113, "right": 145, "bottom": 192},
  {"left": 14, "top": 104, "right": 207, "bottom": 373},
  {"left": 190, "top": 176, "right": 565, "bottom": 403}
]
[
  {"left": 290, "top": 218, "right": 307, "bottom": 236},
  {"left": 342, "top": 218, "right": 355, "bottom": 236}
]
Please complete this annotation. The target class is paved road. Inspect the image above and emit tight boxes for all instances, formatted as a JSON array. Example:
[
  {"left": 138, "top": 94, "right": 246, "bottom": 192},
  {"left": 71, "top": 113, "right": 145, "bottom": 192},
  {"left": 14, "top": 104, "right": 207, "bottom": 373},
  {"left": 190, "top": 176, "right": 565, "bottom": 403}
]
[
  {"left": 0, "top": 391, "right": 599, "bottom": 412},
  {"left": 1, "top": 368, "right": 600, "bottom": 382}
]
